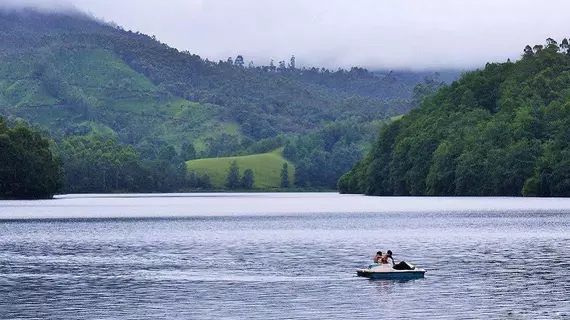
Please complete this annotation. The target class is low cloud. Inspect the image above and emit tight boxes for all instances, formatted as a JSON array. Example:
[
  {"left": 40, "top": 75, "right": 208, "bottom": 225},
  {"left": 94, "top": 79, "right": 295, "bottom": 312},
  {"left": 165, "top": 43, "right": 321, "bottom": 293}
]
[
  {"left": 4, "top": 0, "right": 570, "bottom": 70},
  {"left": 0, "top": 0, "right": 75, "bottom": 12}
]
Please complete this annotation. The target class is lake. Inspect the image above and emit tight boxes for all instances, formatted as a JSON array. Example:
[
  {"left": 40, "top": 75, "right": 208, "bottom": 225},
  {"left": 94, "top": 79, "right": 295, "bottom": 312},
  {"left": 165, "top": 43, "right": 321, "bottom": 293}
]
[{"left": 1, "top": 193, "right": 570, "bottom": 319}]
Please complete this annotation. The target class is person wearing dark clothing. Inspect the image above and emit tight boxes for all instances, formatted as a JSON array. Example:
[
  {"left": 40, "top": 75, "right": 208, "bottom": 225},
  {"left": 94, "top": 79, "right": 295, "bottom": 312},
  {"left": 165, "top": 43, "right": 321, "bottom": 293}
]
[
  {"left": 384, "top": 250, "right": 415, "bottom": 270},
  {"left": 393, "top": 261, "right": 415, "bottom": 270}
]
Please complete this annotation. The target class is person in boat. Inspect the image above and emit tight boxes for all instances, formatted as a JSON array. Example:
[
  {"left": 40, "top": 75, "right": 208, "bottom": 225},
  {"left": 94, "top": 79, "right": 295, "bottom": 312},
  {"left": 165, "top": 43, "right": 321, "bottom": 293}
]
[
  {"left": 381, "top": 250, "right": 395, "bottom": 266},
  {"left": 373, "top": 251, "right": 383, "bottom": 263},
  {"left": 386, "top": 250, "right": 415, "bottom": 270}
]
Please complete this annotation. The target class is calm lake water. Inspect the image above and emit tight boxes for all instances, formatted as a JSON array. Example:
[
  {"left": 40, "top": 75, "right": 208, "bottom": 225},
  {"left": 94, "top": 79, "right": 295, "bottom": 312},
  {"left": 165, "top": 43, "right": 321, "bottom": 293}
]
[{"left": 1, "top": 193, "right": 570, "bottom": 319}]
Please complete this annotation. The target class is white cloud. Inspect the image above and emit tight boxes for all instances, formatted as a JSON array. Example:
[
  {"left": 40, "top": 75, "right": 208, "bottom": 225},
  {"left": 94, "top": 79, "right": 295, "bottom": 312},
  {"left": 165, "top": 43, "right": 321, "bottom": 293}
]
[
  {"left": 1, "top": 0, "right": 72, "bottom": 11},
  {"left": 3, "top": 0, "right": 569, "bottom": 69}
]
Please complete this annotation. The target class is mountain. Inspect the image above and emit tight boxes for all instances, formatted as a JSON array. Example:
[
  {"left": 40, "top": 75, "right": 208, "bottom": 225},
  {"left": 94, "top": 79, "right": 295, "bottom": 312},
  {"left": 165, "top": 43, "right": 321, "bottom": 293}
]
[
  {"left": 339, "top": 39, "right": 570, "bottom": 196},
  {"left": 0, "top": 8, "right": 459, "bottom": 192},
  {"left": 0, "top": 8, "right": 454, "bottom": 144}
]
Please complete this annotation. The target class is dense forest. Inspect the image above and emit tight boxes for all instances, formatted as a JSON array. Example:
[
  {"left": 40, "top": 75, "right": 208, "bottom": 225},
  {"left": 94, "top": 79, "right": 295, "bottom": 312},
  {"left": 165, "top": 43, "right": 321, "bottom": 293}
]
[
  {"left": 0, "top": 117, "right": 62, "bottom": 199},
  {"left": 340, "top": 39, "right": 570, "bottom": 196},
  {"left": 0, "top": 8, "right": 456, "bottom": 193},
  {"left": 0, "top": 9, "right": 425, "bottom": 142},
  {"left": 56, "top": 135, "right": 189, "bottom": 193}
]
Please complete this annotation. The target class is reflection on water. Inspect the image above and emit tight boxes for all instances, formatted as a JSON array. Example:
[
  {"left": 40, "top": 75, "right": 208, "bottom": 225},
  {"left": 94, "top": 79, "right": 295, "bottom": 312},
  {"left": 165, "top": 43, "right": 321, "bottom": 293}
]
[{"left": 1, "top": 195, "right": 570, "bottom": 319}]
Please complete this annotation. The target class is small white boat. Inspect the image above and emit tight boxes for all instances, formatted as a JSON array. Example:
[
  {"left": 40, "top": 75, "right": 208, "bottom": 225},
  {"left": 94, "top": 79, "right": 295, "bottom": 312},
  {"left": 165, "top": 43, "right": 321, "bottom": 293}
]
[{"left": 356, "top": 262, "right": 426, "bottom": 280}]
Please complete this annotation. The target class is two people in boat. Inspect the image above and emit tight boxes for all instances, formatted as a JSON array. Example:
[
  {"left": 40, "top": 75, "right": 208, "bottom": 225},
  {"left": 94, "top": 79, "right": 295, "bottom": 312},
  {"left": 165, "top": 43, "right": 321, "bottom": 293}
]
[
  {"left": 373, "top": 250, "right": 394, "bottom": 265},
  {"left": 373, "top": 250, "right": 414, "bottom": 270}
]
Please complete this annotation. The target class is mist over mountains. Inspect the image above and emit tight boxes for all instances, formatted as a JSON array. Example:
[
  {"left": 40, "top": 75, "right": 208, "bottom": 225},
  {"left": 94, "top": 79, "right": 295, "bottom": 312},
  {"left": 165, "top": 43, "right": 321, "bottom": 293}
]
[
  {"left": 0, "top": 7, "right": 456, "bottom": 192},
  {"left": 0, "top": 0, "right": 75, "bottom": 12},
  {"left": 4, "top": 0, "right": 569, "bottom": 70}
]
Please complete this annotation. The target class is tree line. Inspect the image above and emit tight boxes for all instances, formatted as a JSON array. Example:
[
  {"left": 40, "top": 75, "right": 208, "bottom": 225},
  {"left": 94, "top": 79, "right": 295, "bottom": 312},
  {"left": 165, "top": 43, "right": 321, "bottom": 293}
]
[
  {"left": 340, "top": 39, "right": 570, "bottom": 196},
  {"left": 223, "top": 161, "right": 291, "bottom": 190},
  {"left": 0, "top": 120, "right": 301, "bottom": 198},
  {"left": 0, "top": 117, "right": 62, "bottom": 199}
]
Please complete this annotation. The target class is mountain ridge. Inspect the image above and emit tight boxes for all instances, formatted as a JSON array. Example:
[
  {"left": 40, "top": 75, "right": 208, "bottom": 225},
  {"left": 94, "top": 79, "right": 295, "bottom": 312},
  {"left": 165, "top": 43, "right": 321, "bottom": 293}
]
[{"left": 0, "top": 8, "right": 460, "bottom": 192}]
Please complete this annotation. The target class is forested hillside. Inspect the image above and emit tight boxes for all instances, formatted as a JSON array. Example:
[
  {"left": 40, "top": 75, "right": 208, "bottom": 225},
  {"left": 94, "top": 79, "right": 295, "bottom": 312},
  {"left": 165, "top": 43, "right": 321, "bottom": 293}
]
[
  {"left": 340, "top": 39, "right": 570, "bottom": 196},
  {"left": 0, "top": 9, "right": 424, "bottom": 144},
  {"left": 0, "top": 8, "right": 456, "bottom": 193}
]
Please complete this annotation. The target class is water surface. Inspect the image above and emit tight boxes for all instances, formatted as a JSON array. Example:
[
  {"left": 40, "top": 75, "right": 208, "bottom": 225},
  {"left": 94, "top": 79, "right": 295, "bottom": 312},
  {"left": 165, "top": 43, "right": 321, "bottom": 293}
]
[{"left": 1, "top": 194, "right": 570, "bottom": 319}]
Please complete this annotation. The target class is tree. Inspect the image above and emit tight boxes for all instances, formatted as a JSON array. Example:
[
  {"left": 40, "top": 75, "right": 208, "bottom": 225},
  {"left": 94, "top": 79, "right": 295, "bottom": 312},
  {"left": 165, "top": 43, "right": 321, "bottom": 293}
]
[
  {"left": 204, "top": 134, "right": 243, "bottom": 157},
  {"left": 561, "top": 39, "right": 569, "bottom": 53},
  {"left": 280, "top": 162, "right": 290, "bottom": 188},
  {"left": 289, "top": 55, "right": 296, "bottom": 69},
  {"left": 0, "top": 117, "right": 63, "bottom": 199},
  {"left": 181, "top": 142, "right": 197, "bottom": 160},
  {"left": 523, "top": 45, "right": 534, "bottom": 57},
  {"left": 269, "top": 59, "right": 276, "bottom": 72},
  {"left": 294, "top": 160, "right": 310, "bottom": 187},
  {"left": 546, "top": 37, "right": 557, "bottom": 46},
  {"left": 227, "top": 57, "right": 233, "bottom": 65},
  {"left": 241, "top": 168, "right": 254, "bottom": 189},
  {"left": 225, "top": 161, "right": 240, "bottom": 189},
  {"left": 187, "top": 171, "right": 211, "bottom": 189},
  {"left": 158, "top": 145, "right": 178, "bottom": 162},
  {"left": 412, "top": 77, "right": 445, "bottom": 105},
  {"left": 235, "top": 55, "right": 244, "bottom": 67}
]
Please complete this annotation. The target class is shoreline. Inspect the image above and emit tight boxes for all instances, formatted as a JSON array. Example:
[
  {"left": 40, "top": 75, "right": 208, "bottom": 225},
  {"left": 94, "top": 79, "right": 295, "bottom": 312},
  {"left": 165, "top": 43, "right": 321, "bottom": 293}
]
[{"left": 3, "top": 194, "right": 570, "bottom": 221}]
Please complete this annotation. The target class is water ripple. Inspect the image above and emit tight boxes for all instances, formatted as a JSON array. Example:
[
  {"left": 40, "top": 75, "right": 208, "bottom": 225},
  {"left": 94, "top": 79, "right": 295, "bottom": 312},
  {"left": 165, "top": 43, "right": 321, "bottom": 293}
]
[{"left": 1, "top": 205, "right": 570, "bottom": 319}]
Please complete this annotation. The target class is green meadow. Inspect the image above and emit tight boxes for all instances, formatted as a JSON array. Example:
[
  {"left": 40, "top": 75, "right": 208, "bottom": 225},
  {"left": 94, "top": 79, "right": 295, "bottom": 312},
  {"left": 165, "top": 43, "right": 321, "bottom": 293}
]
[{"left": 186, "top": 148, "right": 295, "bottom": 189}]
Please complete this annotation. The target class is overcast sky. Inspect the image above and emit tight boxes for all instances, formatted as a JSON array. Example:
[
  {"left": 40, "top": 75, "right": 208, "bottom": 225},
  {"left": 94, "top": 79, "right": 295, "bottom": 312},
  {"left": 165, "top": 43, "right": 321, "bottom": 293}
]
[{"left": 5, "top": 0, "right": 570, "bottom": 69}]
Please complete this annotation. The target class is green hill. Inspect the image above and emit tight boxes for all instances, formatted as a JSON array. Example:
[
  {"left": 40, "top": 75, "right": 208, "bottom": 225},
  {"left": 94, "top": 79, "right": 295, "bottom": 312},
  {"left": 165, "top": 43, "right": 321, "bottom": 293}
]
[
  {"left": 340, "top": 39, "right": 570, "bottom": 197},
  {"left": 0, "top": 9, "right": 452, "bottom": 148},
  {"left": 186, "top": 149, "right": 294, "bottom": 189},
  {"left": 0, "top": 22, "right": 234, "bottom": 151},
  {"left": 0, "top": 8, "right": 458, "bottom": 193}
]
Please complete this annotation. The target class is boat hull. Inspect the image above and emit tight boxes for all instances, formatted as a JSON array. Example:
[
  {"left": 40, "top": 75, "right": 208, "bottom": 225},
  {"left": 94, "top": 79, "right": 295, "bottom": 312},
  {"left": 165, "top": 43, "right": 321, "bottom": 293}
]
[{"left": 356, "top": 269, "right": 426, "bottom": 280}]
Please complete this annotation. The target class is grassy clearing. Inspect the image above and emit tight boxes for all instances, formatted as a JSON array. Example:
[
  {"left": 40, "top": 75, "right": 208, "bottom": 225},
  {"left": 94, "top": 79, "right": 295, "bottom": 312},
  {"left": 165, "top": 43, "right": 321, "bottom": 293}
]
[{"left": 186, "top": 148, "right": 295, "bottom": 189}]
